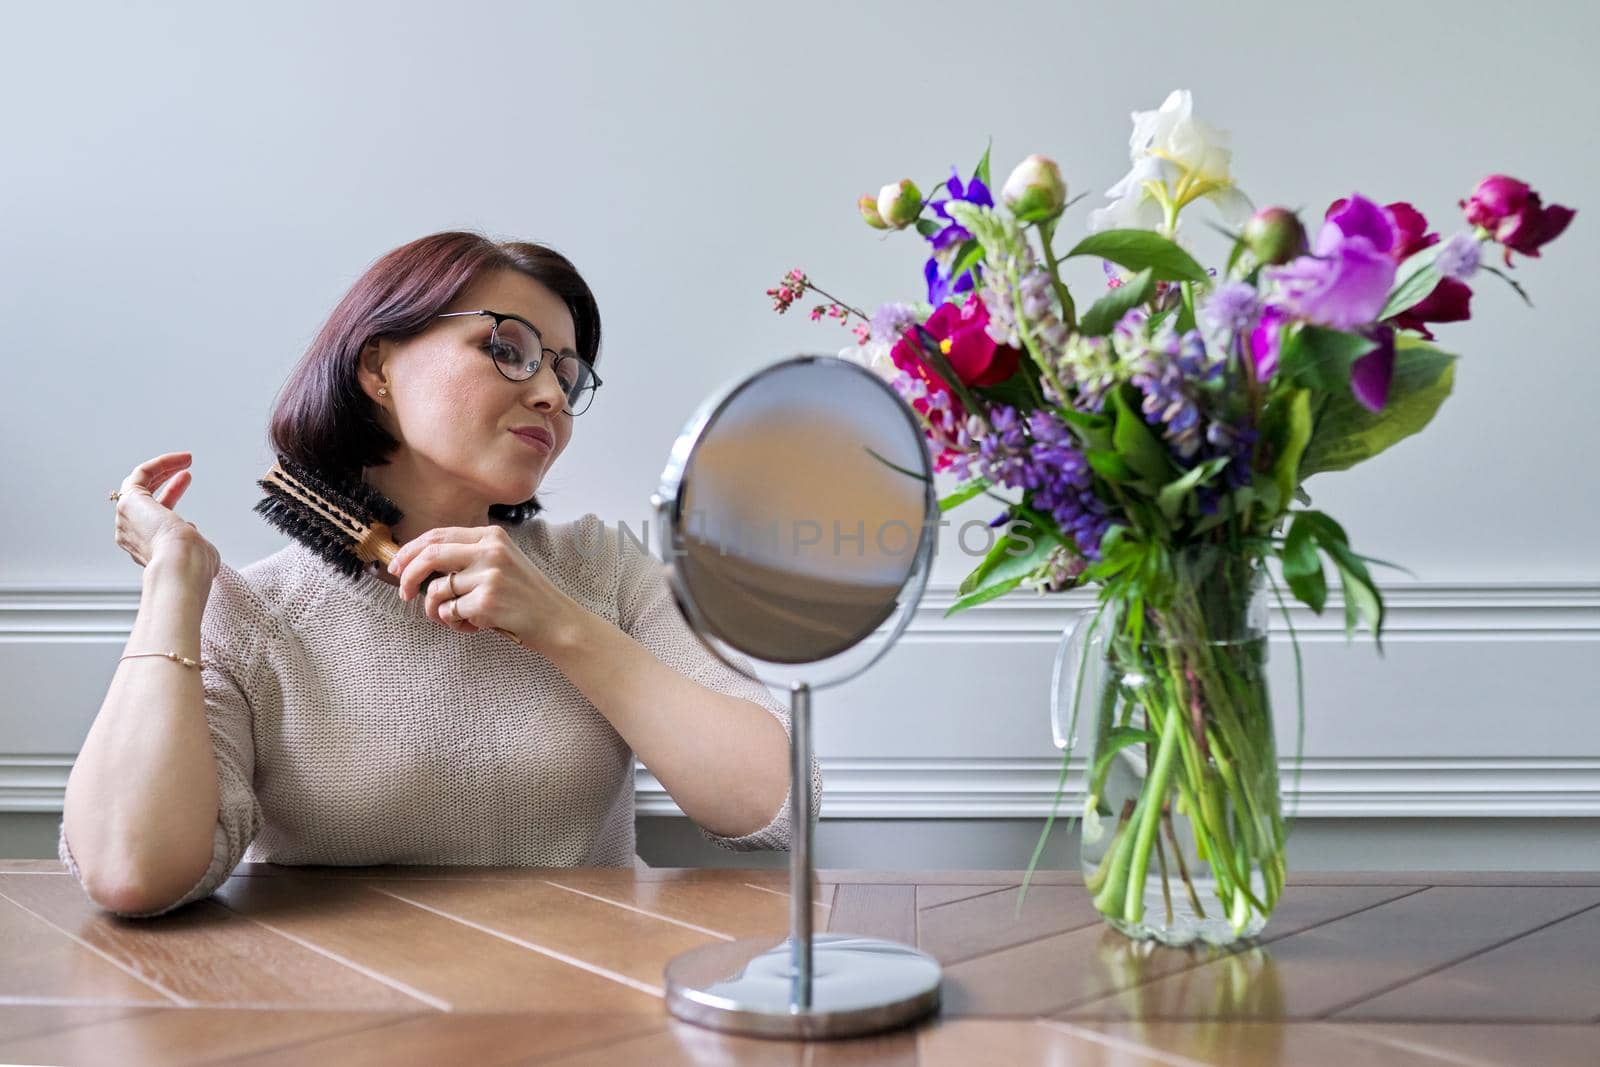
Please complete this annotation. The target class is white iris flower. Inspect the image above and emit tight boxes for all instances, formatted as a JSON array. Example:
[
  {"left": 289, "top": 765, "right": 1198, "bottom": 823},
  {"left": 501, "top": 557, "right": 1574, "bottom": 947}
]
[{"left": 1088, "top": 89, "right": 1253, "bottom": 236}]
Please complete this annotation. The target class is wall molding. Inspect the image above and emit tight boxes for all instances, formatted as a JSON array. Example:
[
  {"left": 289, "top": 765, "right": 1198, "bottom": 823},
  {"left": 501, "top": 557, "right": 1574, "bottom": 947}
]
[
  {"left": 639, "top": 757, "right": 1600, "bottom": 819},
  {"left": 7, "top": 754, "right": 1599, "bottom": 819},
  {"left": 3, "top": 579, "right": 1598, "bottom": 641},
  {"left": 6, "top": 580, "right": 1598, "bottom": 822},
  {"left": 910, "top": 580, "right": 1600, "bottom": 641}
]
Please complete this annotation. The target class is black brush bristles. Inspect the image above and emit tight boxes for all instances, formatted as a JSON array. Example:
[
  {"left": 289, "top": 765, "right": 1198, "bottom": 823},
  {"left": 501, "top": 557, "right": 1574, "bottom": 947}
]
[
  {"left": 255, "top": 454, "right": 522, "bottom": 644},
  {"left": 254, "top": 455, "right": 406, "bottom": 583}
]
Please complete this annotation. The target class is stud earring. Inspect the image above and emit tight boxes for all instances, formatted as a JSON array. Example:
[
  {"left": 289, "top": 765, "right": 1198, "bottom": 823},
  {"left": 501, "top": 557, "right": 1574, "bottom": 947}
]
[{"left": 378, "top": 387, "right": 388, "bottom": 396}]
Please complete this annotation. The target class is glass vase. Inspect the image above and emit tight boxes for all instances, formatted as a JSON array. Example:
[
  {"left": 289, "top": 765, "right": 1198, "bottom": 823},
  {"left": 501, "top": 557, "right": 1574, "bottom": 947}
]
[{"left": 1052, "top": 548, "right": 1287, "bottom": 946}]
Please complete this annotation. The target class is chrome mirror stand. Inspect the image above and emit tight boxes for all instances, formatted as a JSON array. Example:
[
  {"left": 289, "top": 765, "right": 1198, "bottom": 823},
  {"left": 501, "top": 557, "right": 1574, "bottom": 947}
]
[{"left": 663, "top": 682, "right": 942, "bottom": 1039}]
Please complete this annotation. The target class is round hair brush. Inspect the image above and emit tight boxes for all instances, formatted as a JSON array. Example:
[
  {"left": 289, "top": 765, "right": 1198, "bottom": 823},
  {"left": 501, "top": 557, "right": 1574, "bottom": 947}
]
[{"left": 254, "top": 454, "right": 523, "bottom": 645}]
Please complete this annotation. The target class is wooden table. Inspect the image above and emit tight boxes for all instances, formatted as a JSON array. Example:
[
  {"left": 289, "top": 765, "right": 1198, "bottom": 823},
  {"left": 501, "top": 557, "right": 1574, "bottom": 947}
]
[{"left": 1, "top": 861, "right": 1596, "bottom": 1065}]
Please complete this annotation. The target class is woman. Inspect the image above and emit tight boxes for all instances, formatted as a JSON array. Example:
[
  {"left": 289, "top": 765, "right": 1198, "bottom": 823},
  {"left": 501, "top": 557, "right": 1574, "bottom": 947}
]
[{"left": 61, "top": 231, "right": 821, "bottom": 918}]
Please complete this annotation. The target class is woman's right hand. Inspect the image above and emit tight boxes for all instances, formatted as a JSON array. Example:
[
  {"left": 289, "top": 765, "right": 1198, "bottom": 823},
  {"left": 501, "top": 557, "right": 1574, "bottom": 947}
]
[{"left": 113, "top": 452, "right": 219, "bottom": 579}]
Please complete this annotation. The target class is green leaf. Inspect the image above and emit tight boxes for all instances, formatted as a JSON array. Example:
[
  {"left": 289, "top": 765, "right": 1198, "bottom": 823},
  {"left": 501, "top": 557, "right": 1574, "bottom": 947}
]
[
  {"left": 1277, "top": 324, "right": 1377, "bottom": 392},
  {"left": 1295, "top": 509, "right": 1350, "bottom": 549},
  {"left": 1086, "top": 449, "right": 1137, "bottom": 483},
  {"left": 1109, "top": 386, "right": 1175, "bottom": 486},
  {"left": 1260, "top": 388, "right": 1313, "bottom": 521},
  {"left": 915, "top": 218, "right": 942, "bottom": 239},
  {"left": 938, "top": 477, "right": 991, "bottom": 513},
  {"left": 1156, "top": 455, "right": 1231, "bottom": 522},
  {"left": 1058, "top": 408, "right": 1114, "bottom": 451},
  {"left": 1063, "top": 229, "right": 1210, "bottom": 284},
  {"left": 1081, "top": 529, "right": 1137, "bottom": 583},
  {"left": 1253, "top": 482, "right": 1284, "bottom": 516},
  {"left": 1192, "top": 483, "right": 1266, "bottom": 535},
  {"left": 1321, "top": 538, "right": 1384, "bottom": 644},
  {"left": 945, "top": 574, "right": 1025, "bottom": 615},
  {"left": 1078, "top": 268, "right": 1156, "bottom": 336},
  {"left": 976, "top": 143, "right": 992, "bottom": 189},
  {"left": 973, "top": 372, "right": 1040, "bottom": 411},
  {"left": 956, "top": 518, "right": 1055, "bottom": 596},
  {"left": 1332, "top": 557, "right": 1383, "bottom": 646},
  {"left": 862, "top": 446, "right": 931, "bottom": 486},
  {"left": 1176, "top": 280, "right": 1198, "bottom": 333},
  {"left": 951, "top": 238, "right": 984, "bottom": 288},
  {"left": 1284, "top": 509, "right": 1384, "bottom": 642},
  {"left": 1087, "top": 726, "right": 1159, "bottom": 797},
  {"left": 957, "top": 531, "right": 1017, "bottom": 597},
  {"left": 1008, "top": 501, "right": 1074, "bottom": 551},
  {"left": 1300, "top": 335, "right": 1457, "bottom": 477},
  {"left": 1280, "top": 512, "right": 1326, "bottom": 613},
  {"left": 1379, "top": 246, "right": 1442, "bottom": 321}
]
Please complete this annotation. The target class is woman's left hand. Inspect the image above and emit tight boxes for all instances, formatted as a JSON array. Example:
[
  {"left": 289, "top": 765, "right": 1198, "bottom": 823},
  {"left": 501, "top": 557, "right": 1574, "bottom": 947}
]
[{"left": 388, "top": 526, "right": 582, "bottom": 653}]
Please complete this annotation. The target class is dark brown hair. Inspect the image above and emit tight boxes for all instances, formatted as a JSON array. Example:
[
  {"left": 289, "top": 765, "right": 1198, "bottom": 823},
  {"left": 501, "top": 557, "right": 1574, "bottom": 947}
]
[{"left": 268, "top": 231, "right": 602, "bottom": 523}]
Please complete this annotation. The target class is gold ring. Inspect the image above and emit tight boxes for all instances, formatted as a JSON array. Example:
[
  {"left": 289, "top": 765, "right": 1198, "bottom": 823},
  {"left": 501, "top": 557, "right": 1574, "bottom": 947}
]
[
  {"left": 108, "top": 490, "right": 122, "bottom": 502},
  {"left": 448, "top": 571, "right": 460, "bottom": 599}
]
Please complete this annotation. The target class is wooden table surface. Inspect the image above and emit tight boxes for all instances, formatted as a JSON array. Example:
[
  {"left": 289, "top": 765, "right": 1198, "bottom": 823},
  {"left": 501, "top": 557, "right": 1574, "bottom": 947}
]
[{"left": 1, "top": 861, "right": 1596, "bottom": 1066}]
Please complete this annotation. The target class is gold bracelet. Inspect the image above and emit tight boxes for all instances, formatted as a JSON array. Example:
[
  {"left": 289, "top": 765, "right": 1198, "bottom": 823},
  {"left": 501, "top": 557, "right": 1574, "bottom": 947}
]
[{"left": 119, "top": 651, "right": 202, "bottom": 669}]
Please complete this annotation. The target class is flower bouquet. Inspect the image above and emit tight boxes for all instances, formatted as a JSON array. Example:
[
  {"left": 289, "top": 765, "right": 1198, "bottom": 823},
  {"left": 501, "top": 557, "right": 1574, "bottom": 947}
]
[{"left": 771, "top": 90, "right": 1575, "bottom": 944}]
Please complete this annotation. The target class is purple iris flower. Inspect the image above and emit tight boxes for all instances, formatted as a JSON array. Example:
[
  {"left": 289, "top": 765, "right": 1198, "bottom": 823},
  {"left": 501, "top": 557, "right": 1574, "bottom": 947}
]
[
  {"left": 1350, "top": 324, "right": 1396, "bottom": 413},
  {"left": 1267, "top": 193, "right": 1398, "bottom": 331},
  {"left": 924, "top": 166, "right": 993, "bottom": 304},
  {"left": 1247, "top": 303, "right": 1290, "bottom": 381}
]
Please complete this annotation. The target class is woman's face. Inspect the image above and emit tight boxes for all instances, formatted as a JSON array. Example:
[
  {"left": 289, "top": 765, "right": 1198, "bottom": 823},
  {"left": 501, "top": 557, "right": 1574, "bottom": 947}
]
[{"left": 359, "top": 269, "right": 578, "bottom": 517}]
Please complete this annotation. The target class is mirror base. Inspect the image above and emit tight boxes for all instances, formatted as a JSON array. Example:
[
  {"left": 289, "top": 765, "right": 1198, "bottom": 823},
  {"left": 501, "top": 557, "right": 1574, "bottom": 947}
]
[{"left": 663, "top": 932, "right": 941, "bottom": 1040}]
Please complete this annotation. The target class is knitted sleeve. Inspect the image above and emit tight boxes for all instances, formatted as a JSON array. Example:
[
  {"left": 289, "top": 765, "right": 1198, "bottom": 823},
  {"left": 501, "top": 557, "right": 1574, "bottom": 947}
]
[
  {"left": 611, "top": 521, "right": 823, "bottom": 852},
  {"left": 58, "top": 561, "right": 268, "bottom": 918}
]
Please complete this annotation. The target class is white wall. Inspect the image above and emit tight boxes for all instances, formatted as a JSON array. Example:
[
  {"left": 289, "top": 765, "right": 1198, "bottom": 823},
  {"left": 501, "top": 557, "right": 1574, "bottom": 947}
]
[{"left": 2, "top": 1, "right": 1596, "bottom": 865}]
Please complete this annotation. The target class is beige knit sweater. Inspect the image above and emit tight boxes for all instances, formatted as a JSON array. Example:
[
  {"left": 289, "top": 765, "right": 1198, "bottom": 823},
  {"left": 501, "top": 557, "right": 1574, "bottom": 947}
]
[{"left": 60, "top": 513, "right": 822, "bottom": 918}]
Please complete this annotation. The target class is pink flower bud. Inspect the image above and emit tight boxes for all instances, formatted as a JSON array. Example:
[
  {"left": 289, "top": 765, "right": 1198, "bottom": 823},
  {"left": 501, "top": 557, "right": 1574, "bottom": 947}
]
[
  {"left": 1001, "top": 154, "right": 1068, "bottom": 223},
  {"left": 1242, "top": 207, "right": 1308, "bottom": 266},
  {"left": 859, "top": 194, "right": 889, "bottom": 230},
  {"left": 876, "top": 179, "right": 923, "bottom": 230}
]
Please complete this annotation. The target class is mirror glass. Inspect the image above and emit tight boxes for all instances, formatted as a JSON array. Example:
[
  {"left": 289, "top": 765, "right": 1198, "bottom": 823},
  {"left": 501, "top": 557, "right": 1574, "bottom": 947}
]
[{"left": 658, "top": 357, "right": 934, "bottom": 673}]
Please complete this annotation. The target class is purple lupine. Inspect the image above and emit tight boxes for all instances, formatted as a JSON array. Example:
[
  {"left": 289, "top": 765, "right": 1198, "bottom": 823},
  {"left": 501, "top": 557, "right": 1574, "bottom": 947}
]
[
  {"left": 1056, "top": 331, "right": 1119, "bottom": 413},
  {"left": 1050, "top": 306, "right": 1147, "bottom": 416},
  {"left": 1124, "top": 320, "right": 1258, "bottom": 512},
  {"left": 982, "top": 270, "right": 1022, "bottom": 348},
  {"left": 1188, "top": 412, "right": 1259, "bottom": 515},
  {"left": 968, "top": 405, "right": 1115, "bottom": 559},
  {"left": 1017, "top": 269, "right": 1071, "bottom": 355},
  {"left": 1112, "top": 306, "right": 1150, "bottom": 352},
  {"left": 1129, "top": 328, "right": 1223, "bottom": 461}
]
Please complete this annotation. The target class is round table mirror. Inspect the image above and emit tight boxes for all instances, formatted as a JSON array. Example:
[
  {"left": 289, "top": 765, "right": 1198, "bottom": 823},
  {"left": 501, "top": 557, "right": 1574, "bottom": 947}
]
[{"left": 652, "top": 355, "right": 942, "bottom": 1039}]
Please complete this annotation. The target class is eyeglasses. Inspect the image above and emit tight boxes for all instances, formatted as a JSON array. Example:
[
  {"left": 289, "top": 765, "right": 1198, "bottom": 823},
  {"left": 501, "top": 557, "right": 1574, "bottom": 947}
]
[{"left": 435, "top": 309, "right": 602, "bottom": 416}]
